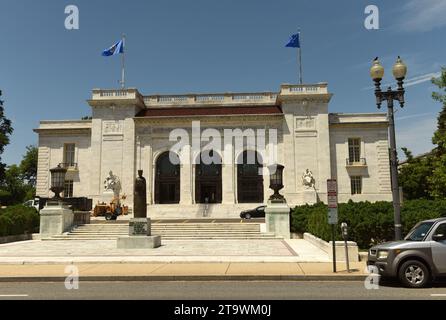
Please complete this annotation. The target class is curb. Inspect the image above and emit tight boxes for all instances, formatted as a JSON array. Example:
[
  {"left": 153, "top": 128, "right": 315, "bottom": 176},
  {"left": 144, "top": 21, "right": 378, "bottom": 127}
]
[{"left": 0, "top": 274, "right": 367, "bottom": 282}]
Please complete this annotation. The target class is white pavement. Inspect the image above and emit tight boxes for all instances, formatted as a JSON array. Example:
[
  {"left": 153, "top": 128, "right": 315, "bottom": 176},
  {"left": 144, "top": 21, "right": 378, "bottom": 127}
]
[{"left": 0, "top": 239, "right": 330, "bottom": 264}]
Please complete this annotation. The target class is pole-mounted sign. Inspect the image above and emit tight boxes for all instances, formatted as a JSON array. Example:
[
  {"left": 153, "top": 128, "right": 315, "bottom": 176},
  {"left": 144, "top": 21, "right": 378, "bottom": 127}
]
[
  {"left": 327, "top": 179, "right": 338, "bottom": 273},
  {"left": 327, "top": 179, "right": 338, "bottom": 224}
]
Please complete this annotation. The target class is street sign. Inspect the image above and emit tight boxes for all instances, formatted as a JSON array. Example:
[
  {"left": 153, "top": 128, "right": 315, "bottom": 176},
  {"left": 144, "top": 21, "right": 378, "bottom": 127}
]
[
  {"left": 327, "top": 179, "right": 338, "bottom": 224},
  {"left": 328, "top": 208, "right": 338, "bottom": 225},
  {"left": 327, "top": 179, "right": 337, "bottom": 194},
  {"left": 328, "top": 195, "right": 337, "bottom": 208},
  {"left": 327, "top": 179, "right": 339, "bottom": 273}
]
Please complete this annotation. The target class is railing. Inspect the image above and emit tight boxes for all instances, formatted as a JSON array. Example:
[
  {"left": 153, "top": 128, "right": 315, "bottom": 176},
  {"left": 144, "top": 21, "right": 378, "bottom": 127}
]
[
  {"left": 345, "top": 158, "right": 367, "bottom": 166},
  {"left": 60, "top": 162, "right": 78, "bottom": 170},
  {"left": 91, "top": 88, "right": 141, "bottom": 101},
  {"left": 281, "top": 83, "right": 328, "bottom": 95},
  {"left": 91, "top": 85, "right": 328, "bottom": 106},
  {"left": 143, "top": 92, "right": 278, "bottom": 106}
]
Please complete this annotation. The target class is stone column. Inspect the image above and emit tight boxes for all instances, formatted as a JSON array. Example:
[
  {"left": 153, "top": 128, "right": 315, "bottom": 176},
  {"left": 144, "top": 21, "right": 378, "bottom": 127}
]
[
  {"left": 180, "top": 144, "right": 193, "bottom": 204},
  {"left": 122, "top": 117, "right": 136, "bottom": 210},
  {"left": 222, "top": 141, "right": 235, "bottom": 204}
]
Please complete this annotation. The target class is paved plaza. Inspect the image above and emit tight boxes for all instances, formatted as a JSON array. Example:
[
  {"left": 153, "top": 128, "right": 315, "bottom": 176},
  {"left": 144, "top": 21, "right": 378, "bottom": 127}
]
[{"left": 0, "top": 239, "right": 330, "bottom": 264}]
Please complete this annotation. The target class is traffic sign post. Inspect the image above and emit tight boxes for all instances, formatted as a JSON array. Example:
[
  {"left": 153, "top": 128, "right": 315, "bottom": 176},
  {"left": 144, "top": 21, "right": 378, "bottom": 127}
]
[{"left": 327, "top": 179, "right": 338, "bottom": 273}]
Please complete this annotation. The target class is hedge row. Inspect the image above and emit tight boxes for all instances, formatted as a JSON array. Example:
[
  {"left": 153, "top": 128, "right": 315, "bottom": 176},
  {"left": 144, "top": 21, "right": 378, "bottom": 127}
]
[
  {"left": 291, "top": 199, "right": 446, "bottom": 249},
  {"left": 0, "top": 205, "right": 40, "bottom": 237}
]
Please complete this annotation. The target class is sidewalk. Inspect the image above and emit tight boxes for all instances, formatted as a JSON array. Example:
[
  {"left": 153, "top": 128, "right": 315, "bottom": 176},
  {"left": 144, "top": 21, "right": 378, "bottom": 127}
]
[
  {"left": 0, "top": 262, "right": 367, "bottom": 282},
  {"left": 0, "top": 238, "right": 367, "bottom": 281}
]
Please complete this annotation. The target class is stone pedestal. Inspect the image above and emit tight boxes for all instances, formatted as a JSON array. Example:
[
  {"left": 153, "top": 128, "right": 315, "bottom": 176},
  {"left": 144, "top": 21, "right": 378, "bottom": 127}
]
[
  {"left": 265, "top": 200, "right": 291, "bottom": 239},
  {"left": 302, "top": 188, "right": 317, "bottom": 204},
  {"left": 39, "top": 201, "right": 74, "bottom": 238},
  {"left": 117, "top": 218, "right": 161, "bottom": 249}
]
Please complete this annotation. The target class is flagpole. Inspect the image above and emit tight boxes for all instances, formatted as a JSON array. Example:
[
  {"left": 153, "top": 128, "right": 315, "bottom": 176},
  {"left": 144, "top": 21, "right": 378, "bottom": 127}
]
[
  {"left": 298, "top": 29, "right": 303, "bottom": 84},
  {"left": 121, "top": 34, "right": 126, "bottom": 89}
]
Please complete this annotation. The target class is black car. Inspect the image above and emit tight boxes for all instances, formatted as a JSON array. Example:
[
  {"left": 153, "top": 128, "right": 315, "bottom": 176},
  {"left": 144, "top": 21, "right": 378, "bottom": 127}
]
[{"left": 240, "top": 206, "right": 266, "bottom": 219}]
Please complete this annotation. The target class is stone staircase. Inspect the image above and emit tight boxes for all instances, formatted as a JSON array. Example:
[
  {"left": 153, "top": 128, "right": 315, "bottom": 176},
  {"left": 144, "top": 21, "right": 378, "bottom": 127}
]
[{"left": 48, "top": 222, "right": 280, "bottom": 240}]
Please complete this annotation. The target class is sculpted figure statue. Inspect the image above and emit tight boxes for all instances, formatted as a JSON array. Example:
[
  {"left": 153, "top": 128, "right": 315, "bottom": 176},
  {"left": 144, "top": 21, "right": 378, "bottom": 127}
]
[
  {"left": 302, "top": 169, "right": 315, "bottom": 189},
  {"left": 134, "top": 170, "right": 147, "bottom": 218},
  {"left": 104, "top": 170, "right": 120, "bottom": 194}
]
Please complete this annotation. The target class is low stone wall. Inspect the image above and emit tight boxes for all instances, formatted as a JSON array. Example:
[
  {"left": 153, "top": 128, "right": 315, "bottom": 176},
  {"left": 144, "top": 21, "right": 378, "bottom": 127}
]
[
  {"left": 0, "top": 234, "right": 33, "bottom": 244},
  {"left": 304, "top": 232, "right": 359, "bottom": 262}
]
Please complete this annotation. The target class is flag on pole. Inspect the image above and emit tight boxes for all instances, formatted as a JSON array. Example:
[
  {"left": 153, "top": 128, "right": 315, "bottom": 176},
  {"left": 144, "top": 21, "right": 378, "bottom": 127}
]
[
  {"left": 285, "top": 31, "right": 303, "bottom": 84},
  {"left": 102, "top": 39, "right": 124, "bottom": 56},
  {"left": 285, "top": 33, "right": 300, "bottom": 48}
]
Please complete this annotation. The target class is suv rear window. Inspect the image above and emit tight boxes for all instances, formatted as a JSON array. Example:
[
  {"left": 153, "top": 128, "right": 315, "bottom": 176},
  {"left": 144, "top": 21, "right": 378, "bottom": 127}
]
[{"left": 405, "top": 222, "right": 435, "bottom": 241}]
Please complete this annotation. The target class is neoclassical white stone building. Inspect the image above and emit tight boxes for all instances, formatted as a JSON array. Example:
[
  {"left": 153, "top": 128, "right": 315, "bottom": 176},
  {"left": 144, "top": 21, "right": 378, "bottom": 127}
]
[{"left": 34, "top": 83, "right": 392, "bottom": 218}]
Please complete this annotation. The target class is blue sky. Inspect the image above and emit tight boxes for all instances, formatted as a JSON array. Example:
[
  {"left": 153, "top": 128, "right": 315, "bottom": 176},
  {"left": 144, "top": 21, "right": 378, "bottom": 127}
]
[{"left": 0, "top": 0, "right": 444, "bottom": 165}]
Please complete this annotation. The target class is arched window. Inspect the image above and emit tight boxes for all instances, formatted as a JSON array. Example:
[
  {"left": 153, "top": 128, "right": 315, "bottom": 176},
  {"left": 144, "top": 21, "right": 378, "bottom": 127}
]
[
  {"left": 155, "top": 152, "right": 180, "bottom": 204},
  {"left": 195, "top": 150, "right": 222, "bottom": 203},
  {"left": 237, "top": 150, "right": 264, "bottom": 203}
]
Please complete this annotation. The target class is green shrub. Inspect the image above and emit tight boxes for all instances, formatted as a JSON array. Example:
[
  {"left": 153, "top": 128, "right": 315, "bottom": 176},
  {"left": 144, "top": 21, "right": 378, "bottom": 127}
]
[
  {"left": 0, "top": 205, "right": 39, "bottom": 237},
  {"left": 291, "top": 199, "right": 446, "bottom": 249}
]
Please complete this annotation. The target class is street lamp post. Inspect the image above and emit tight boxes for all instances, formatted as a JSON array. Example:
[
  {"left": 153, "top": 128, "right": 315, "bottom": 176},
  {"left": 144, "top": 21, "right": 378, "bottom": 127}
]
[{"left": 370, "top": 56, "right": 407, "bottom": 241}]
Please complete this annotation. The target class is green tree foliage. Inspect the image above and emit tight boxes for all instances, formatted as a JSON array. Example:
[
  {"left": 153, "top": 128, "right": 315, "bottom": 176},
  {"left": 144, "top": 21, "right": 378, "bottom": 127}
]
[
  {"left": 428, "top": 67, "right": 446, "bottom": 198},
  {"left": 0, "top": 165, "right": 28, "bottom": 205},
  {"left": 0, "top": 205, "right": 39, "bottom": 236},
  {"left": 0, "top": 145, "right": 38, "bottom": 205},
  {"left": 398, "top": 68, "right": 446, "bottom": 199},
  {"left": 0, "top": 90, "right": 13, "bottom": 183},
  {"left": 291, "top": 200, "right": 446, "bottom": 249},
  {"left": 399, "top": 148, "right": 433, "bottom": 199},
  {"left": 19, "top": 145, "right": 38, "bottom": 188}
]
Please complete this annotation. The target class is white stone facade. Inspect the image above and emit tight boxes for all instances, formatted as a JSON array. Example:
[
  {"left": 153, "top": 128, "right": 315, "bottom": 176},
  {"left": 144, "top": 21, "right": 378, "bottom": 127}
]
[{"left": 34, "top": 83, "right": 392, "bottom": 218}]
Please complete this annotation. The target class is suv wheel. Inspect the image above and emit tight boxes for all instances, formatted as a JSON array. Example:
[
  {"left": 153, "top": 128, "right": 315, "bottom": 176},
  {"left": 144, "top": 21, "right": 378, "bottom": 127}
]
[
  {"left": 245, "top": 213, "right": 251, "bottom": 219},
  {"left": 398, "top": 260, "right": 430, "bottom": 288}
]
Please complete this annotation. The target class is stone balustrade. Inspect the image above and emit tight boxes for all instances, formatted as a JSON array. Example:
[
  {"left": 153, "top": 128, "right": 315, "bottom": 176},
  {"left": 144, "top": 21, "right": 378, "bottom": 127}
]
[
  {"left": 143, "top": 92, "right": 278, "bottom": 107},
  {"left": 91, "top": 84, "right": 329, "bottom": 107},
  {"left": 280, "top": 83, "right": 328, "bottom": 95}
]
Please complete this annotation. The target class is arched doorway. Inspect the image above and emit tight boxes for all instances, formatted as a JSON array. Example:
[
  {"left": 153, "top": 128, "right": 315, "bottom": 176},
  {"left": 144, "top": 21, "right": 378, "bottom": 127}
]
[
  {"left": 237, "top": 150, "right": 264, "bottom": 203},
  {"left": 195, "top": 150, "right": 222, "bottom": 203},
  {"left": 155, "top": 151, "right": 180, "bottom": 204}
]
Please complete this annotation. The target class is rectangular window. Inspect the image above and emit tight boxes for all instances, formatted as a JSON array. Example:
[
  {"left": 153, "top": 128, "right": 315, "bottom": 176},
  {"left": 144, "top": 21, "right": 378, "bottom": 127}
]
[
  {"left": 348, "top": 138, "right": 361, "bottom": 163},
  {"left": 64, "top": 143, "right": 75, "bottom": 167},
  {"left": 351, "top": 176, "right": 362, "bottom": 195},
  {"left": 64, "top": 180, "right": 74, "bottom": 198}
]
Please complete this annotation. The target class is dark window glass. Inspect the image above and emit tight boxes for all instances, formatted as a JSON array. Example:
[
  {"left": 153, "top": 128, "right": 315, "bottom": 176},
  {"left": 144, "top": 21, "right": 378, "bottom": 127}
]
[{"left": 405, "top": 222, "right": 435, "bottom": 241}]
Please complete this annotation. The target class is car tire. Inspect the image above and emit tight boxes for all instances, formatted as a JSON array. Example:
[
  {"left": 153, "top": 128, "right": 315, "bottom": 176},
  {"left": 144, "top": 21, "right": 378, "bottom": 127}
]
[
  {"left": 245, "top": 213, "right": 251, "bottom": 219},
  {"left": 398, "top": 260, "right": 430, "bottom": 288}
]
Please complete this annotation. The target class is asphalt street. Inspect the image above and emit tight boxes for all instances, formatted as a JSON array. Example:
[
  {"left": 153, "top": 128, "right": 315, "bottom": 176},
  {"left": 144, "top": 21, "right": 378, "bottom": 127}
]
[{"left": 0, "top": 280, "right": 446, "bottom": 300}]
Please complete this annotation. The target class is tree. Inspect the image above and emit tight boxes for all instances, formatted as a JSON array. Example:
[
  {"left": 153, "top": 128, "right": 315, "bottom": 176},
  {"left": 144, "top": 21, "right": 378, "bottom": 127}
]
[
  {"left": 428, "top": 68, "right": 446, "bottom": 198},
  {"left": 19, "top": 145, "right": 38, "bottom": 188},
  {"left": 0, "top": 165, "right": 27, "bottom": 205},
  {"left": 0, "top": 90, "right": 13, "bottom": 183},
  {"left": 398, "top": 148, "right": 433, "bottom": 200}
]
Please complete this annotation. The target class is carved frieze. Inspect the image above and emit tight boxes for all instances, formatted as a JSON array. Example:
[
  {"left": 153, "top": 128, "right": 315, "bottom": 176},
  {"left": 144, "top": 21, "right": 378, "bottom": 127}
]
[{"left": 103, "top": 121, "right": 123, "bottom": 134}]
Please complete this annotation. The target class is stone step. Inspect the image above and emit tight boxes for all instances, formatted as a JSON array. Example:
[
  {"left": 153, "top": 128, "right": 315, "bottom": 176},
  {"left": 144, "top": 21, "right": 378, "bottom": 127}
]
[
  {"left": 80, "top": 223, "right": 261, "bottom": 227},
  {"left": 49, "top": 222, "right": 277, "bottom": 240},
  {"left": 48, "top": 236, "right": 278, "bottom": 240}
]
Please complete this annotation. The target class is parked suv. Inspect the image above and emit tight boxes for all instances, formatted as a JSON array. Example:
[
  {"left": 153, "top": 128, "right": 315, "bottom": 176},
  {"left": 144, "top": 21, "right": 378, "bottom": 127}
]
[{"left": 367, "top": 217, "right": 446, "bottom": 288}]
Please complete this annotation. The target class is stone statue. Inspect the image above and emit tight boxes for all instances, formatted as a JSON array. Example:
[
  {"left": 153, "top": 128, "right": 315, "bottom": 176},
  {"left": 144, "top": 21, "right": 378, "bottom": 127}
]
[
  {"left": 134, "top": 170, "right": 147, "bottom": 218},
  {"left": 302, "top": 169, "right": 315, "bottom": 189},
  {"left": 104, "top": 170, "right": 120, "bottom": 194}
]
